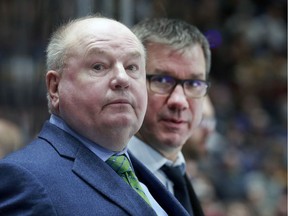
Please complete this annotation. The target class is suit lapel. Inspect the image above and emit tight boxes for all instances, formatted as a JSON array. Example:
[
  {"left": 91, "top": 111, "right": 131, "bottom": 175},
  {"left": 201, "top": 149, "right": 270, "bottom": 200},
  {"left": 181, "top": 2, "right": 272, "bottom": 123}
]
[
  {"left": 39, "top": 122, "right": 155, "bottom": 216},
  {"left": 129, "top": 152, "right": 190, "bottom": 216},
  {"left": 72, "top": 146, "right": 156, "bottom": 215},
  {"left": 184, "top": 174, "right": 205, "bottom": 216}
]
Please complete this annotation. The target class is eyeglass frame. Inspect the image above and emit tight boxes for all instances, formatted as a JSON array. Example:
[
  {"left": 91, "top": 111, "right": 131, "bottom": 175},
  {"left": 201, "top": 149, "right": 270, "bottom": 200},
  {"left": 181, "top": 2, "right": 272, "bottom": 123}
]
[{"left": 146, "top": 74, "right": 210, "bottom": 98}]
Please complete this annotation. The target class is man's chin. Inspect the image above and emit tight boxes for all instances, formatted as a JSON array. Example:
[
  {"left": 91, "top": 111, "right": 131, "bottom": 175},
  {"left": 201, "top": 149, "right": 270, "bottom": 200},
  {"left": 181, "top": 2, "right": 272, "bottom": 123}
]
[{"left": 160, "top": 136, "right": 186, "bottom": 149}]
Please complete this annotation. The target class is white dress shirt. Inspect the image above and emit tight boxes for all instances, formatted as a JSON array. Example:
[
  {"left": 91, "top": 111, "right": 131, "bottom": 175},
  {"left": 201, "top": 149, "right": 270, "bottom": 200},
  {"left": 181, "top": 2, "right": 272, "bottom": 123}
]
[{"left": 128, "top": 136, "right": 186, "bottom": 194}]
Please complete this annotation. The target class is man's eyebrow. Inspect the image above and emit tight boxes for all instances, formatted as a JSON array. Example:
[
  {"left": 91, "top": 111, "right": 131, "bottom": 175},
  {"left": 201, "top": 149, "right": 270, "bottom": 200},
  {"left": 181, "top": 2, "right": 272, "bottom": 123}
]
[
  {"left": 153, "top": 69, "right": 206, "bottom": 79},
  {"left": 187, "top": 73, "right": 206, "bottom": 79}
]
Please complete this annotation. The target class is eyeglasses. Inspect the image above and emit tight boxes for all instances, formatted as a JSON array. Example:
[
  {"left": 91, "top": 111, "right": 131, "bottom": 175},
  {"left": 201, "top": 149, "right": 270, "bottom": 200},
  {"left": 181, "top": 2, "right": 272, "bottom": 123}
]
[{"left": 146, "top": 74, "right": 210, "bottom": 98}]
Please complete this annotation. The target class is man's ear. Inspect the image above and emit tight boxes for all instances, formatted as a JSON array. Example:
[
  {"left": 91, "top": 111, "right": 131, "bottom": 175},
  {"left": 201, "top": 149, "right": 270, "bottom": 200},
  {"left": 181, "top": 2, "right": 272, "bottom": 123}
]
[{"left": 46, "top": 70, "right": 60, "bottom": 111}]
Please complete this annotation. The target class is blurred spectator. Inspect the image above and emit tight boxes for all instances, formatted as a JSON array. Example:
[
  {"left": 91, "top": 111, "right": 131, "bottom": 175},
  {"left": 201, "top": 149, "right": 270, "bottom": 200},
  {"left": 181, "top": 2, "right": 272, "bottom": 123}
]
[
  {"left": 244, "top": 2, "right": 286, "bottom": 55},
  {"left": 183, "top": 96, "right": 217, "bottom": 160},
  {"left": 225, "top": 201, "right": 256, "bottom": 216},
  {"left": 182, "top": 96, "right": 225, "bottom": 215},
  {"left": 0, "top": 118, "right": 24, "bottom": 158},
  {"left": 275, "top": 187, "right": 287, "bottom": 216}
]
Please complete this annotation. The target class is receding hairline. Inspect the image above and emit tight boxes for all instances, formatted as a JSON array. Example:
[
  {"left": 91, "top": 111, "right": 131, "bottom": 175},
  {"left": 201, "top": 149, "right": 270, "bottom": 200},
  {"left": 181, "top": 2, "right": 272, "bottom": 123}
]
[
  {"left": 66, "top": 17, "right": 145, "bottom": 58},
  {"left": 46, "top": 15, "right": 145, "bottom": 71},
  {"left": 67, "top": 16, "right": 130, "bottom": 33},
  {"left": 63, "top": 17, "right": 133, "bottom": 45}
]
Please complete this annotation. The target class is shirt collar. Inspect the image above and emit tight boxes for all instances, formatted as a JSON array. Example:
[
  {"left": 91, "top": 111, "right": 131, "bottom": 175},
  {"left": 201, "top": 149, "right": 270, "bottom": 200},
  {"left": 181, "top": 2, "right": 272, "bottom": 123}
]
[
  {"left": 49, "top": 114, "right": 127, "bottom": 161},
  {"left": 128, "top": 136, "right": 186, "bottom": 175}
]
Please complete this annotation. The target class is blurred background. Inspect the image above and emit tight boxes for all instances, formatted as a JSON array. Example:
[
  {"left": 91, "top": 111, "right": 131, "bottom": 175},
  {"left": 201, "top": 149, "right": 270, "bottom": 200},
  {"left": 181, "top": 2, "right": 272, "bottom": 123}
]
[{"left": 0, "top": 0, "right": 286, "bottom": 215}]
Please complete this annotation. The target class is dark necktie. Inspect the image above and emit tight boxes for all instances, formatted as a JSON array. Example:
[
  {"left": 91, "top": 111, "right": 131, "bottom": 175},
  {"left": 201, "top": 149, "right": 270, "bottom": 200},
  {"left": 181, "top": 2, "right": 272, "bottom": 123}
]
[
  {"left": 161, "top": 165, "right": 194, "bottom": 215},
  {"left": 106, "top": 155, "right": 151, "bottom": 206}
]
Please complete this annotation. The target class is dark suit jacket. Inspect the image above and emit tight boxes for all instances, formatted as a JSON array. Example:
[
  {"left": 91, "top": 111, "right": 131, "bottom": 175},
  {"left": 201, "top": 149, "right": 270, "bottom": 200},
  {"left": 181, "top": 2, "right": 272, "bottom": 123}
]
[
  {"left": 184, "top": 174, "right": 205, "bottom": 216},
  {"left": 0, "top": 122, "right": 189, "bottom": 216}
]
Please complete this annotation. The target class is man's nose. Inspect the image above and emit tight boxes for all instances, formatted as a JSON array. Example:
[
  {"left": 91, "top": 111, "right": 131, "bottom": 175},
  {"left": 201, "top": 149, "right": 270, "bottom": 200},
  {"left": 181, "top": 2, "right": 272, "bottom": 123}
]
[
  {"left": 167, "top": 84, "right": 189, "bottom": 111},
  {"left": 111, "top": 64, "right": 130, "bottom": 90}
]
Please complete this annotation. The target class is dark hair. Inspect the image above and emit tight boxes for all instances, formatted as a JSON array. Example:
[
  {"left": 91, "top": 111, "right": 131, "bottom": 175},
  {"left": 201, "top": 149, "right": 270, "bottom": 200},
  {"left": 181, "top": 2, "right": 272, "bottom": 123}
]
[{"left": 132, "top": 18, "right": 211, "bottom": 74}]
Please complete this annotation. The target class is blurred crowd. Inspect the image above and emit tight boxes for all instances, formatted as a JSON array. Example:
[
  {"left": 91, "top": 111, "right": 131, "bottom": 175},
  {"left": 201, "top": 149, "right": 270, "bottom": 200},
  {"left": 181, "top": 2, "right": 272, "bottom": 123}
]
[{"left": 0, "top": 0, "right": 287, "bottom": 215}]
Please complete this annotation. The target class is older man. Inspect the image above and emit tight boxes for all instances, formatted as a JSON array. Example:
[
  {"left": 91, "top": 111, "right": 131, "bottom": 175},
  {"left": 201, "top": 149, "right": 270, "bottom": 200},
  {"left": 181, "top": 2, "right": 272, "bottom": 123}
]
[{"left": 0, "top": 16, "right": 188, "bottom": 216}]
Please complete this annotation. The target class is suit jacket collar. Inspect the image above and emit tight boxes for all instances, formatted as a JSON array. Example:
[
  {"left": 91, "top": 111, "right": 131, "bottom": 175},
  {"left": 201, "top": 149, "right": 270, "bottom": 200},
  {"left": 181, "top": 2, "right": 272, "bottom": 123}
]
[
  {"left": 38, "top": 122, "right": 156, "bottom": 216},
  {"left": 184, "top": 174, "right": 205, "bottom": 216},
  {"left": 129, "top": 152, "right": 190, "bottom": 216},
  {"left": 129, "top": 136, "right": 186, "bottom": 174}
]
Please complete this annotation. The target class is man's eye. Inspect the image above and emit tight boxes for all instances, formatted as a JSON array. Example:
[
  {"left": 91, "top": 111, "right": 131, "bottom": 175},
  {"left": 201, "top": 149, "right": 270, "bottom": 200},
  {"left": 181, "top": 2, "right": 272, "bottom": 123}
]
[
  {"left": 186, "top": 80, "right": 205, "bottom": 88},
  {"left": 93, "top": 64, "right": 105, "bottom": 71},
  {"left": 155, "top": 76, "right": 174, "bottom": 84},
  {"left": 126, "top": 65, "right": 138, "bottom": 71}
]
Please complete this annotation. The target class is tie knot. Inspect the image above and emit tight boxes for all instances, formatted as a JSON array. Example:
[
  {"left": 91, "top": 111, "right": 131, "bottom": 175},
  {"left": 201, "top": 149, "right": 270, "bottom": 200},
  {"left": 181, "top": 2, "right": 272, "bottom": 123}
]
[
  {"left": 106, "top": 155, "right": 132, "bottom": 175},
  {"left": 161, "top": 165, "right": 185, "bottom": 185}
]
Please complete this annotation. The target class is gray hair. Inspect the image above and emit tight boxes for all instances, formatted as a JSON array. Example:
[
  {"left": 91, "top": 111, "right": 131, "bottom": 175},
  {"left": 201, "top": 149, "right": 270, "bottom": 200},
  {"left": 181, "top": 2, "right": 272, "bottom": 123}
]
[
  {"left": 46, "top": 15, "right": 104, "bottom": 72},
  {"left": 132, "top": 18, "right": 211, "bottom": 74},
  {"left": 45, "top": 16, "right": 90, "bottom": 112},
  {"left": 46, "top": 23, "right": 71, "bottom": 72}
]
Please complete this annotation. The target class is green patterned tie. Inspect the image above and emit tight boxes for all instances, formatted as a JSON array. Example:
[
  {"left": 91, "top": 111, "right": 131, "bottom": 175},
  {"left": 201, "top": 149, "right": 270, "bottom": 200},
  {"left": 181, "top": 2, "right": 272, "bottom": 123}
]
[{"left": 106, "top": 155, "right": 151, "bottom": 206}]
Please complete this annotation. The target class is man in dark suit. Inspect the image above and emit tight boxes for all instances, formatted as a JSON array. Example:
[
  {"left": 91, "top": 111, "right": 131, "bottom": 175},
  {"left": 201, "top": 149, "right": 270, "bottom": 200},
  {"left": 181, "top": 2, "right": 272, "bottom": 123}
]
[
  {"left": 0, "top": 15, "right": 189, "bottom": 216},
  {"left": 128, "top": 18, "right": 212, "bottom": 216}
]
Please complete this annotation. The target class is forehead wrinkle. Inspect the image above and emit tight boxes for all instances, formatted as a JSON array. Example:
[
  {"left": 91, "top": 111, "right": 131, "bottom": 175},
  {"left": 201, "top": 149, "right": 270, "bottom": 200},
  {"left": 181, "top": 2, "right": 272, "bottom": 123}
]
[
  {"left": 85, "top": 46, "right": 106, "bottom": 56},
  {"left": 84, "top": 45, "right": 143, "bottom": 60},
  {"left": 66, "top": 24, "right": 145, "bottom": 60}
]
